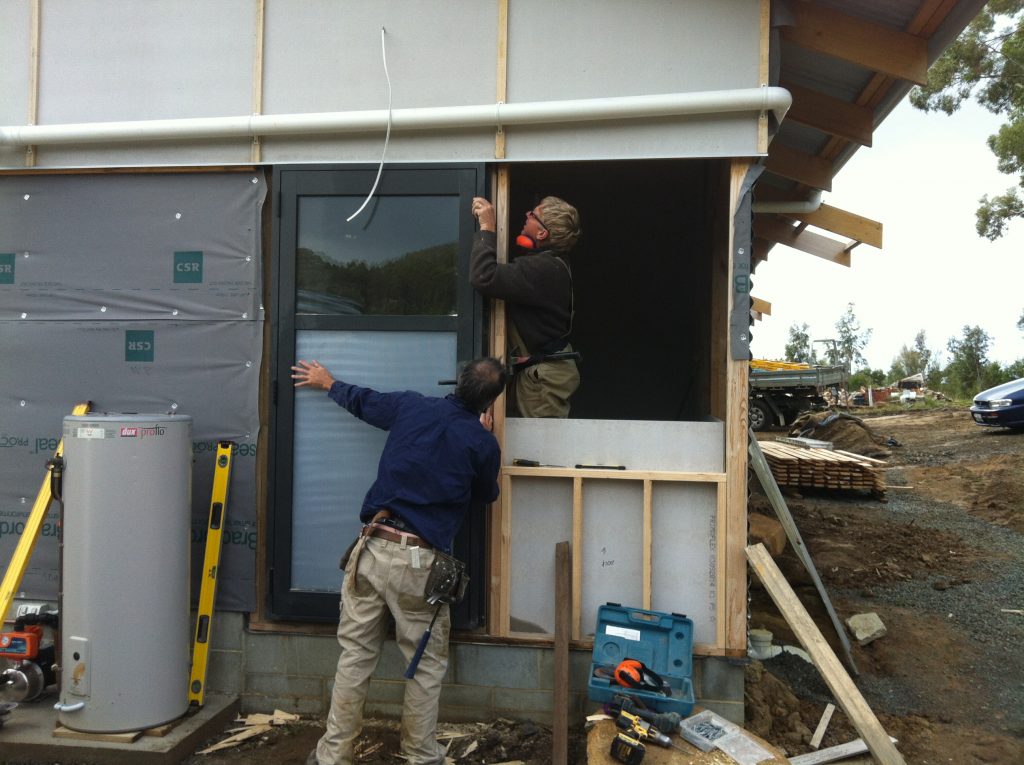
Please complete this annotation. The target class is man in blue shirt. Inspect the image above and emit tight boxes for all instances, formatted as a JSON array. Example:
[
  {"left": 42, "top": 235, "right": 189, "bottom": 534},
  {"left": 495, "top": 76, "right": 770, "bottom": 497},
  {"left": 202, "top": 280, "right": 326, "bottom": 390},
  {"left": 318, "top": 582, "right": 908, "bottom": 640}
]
[{"left": 292, "top": 357, "right": 505, "bottom": 765}]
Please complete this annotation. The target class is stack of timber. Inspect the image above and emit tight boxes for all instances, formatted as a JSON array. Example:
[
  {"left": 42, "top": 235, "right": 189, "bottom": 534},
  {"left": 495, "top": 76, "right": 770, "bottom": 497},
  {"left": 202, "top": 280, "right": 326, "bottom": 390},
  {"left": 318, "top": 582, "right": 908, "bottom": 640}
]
[{"left": 758, "top": 440, "right": 886, "bottom": 497}]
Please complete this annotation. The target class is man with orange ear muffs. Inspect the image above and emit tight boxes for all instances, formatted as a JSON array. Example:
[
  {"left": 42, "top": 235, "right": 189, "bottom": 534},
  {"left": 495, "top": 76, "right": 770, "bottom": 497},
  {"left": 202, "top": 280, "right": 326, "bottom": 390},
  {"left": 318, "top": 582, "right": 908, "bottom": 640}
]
[{"left": 470, "top": 196, "right": 582, "bottom": 417}]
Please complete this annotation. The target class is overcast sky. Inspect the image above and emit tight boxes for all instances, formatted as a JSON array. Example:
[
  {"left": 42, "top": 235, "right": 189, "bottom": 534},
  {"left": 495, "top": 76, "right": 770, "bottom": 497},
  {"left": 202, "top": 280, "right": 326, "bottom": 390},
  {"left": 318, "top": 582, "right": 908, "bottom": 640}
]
[{"left": 751, "top": 97, "right": 1024, "bottom": 371}]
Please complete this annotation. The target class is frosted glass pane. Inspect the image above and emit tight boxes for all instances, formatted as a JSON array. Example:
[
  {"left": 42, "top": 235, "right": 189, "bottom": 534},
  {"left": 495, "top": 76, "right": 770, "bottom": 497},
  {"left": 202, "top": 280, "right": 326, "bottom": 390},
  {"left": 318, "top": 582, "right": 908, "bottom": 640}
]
[{"left": 290, "top": 330, "right": 457, "bottom": 591}]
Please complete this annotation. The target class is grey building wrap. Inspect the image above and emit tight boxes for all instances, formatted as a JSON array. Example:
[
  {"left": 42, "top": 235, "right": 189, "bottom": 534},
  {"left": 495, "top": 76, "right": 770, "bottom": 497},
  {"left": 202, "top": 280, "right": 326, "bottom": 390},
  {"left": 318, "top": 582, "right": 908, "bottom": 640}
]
[{"left": 0, "top": 173, "right": 264, "bottom": 611}]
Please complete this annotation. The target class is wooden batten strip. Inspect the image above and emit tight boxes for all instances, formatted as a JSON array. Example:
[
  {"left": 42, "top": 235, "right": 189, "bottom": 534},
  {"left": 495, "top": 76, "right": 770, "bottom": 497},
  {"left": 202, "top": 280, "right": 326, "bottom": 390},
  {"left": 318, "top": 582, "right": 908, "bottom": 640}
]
[
  {"left": 757, "top": 0, "right": 770, "bottom": 153},
  {"left": 784, "top": 204, "right": 883, "bottom": 250},
  {"left": 494, "top": 0, "right": 509, "bottom": 159},
  {"left": 502, "top": 466, "right": 725, "bottom": 483},
  {"left": 572, "top": 476, "right": 583, "bottom": 641},
  {"left": 715, "top": 481, "right": 727, "bottom": 650},
  {"left": 747, "top": 544, "right": 906, "bottom": 764},
  {"left": 250, "top": 0, "right": 266, "bottom": 162},
  {"left": 493, "top": 473, "right": 512, "bottom": 636},
  {"left": 491, "top": 167, "right": 510, "bottom": 445},
  {"left": 26, "top": 0, "right": 40, "bottom": 167},
  {"left": 487, "top": 169, "right": 511, "bottom": 637},
  {"left": 724, "top": 160, "right": 751, "bottom": 652},
  {"left": 642, "top": 479, "right": 652, "bottom": 609},
  {"left": 755, "top": 216, "right": 851, "bottom": 266}
]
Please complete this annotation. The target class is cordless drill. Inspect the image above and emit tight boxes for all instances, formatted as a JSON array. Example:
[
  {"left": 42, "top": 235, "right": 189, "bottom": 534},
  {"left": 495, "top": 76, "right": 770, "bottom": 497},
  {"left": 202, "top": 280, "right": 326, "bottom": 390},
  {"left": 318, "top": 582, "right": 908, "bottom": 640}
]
[
  {"left": 606, "top": 694, "right": 682, "bottom": 738},
  {"left": 615, "top": 709, "right": 675, "bottom": 748}
]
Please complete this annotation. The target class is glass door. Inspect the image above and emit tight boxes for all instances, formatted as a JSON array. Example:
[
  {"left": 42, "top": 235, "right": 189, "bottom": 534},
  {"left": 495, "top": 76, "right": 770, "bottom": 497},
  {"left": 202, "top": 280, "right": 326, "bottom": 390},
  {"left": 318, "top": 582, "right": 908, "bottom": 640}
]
[{"left": 271, "top": 165, "right": 484, "bottom": 622}]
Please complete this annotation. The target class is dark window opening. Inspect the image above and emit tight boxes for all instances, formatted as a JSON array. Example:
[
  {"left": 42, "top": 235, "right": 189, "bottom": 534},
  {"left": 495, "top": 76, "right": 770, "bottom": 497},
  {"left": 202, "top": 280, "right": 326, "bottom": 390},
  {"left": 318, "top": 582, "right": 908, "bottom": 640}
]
[{"left": 509, "top": 160, "right": 715, "bottom": 421}]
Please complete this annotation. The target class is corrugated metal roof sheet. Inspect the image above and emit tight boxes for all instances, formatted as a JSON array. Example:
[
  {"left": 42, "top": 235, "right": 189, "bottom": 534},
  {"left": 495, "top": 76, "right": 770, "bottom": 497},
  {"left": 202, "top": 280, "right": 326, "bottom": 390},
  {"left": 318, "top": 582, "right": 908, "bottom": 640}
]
[{"left": 758, "top": 0, "right": 987, "bottom": 258}]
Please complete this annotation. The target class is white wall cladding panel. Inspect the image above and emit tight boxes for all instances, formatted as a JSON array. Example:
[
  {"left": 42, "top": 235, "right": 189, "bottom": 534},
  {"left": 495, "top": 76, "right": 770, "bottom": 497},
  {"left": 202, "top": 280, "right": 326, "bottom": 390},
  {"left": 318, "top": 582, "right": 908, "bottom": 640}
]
[
  {"left": 580, "top": 481, "right": 645, "bottom": 636},
  {"left": 508, "top": 477, "right": 575, "bottom": 634},
  {"left": 262, "top": 0, "right": 498, "bottom": 115},
  {"left": 2, "top": 0, "right": 763, "bottom": 166},
  {"left": 38, "top": 0, "right": 254, "bottom": 124},
  {"left": 260, "top": 129, "right": 498, "bottom": 165},
  {"left": 502, "top": 114, "right": 757, "bottom": 161},
  {"left": 651, "top": 483, "right": 718, "bottom": 646},
  {"left": 504, "top": 419, "right": 724, "bottom": 473},
  {"left": 23, "top": 140, "right": 254, "bottom": 171},
  {"left": 507, "top": 0, "right": 760, "bottom": 100},
  {"left": 0, "top": 1, "right": 31, "bottom": 126}
]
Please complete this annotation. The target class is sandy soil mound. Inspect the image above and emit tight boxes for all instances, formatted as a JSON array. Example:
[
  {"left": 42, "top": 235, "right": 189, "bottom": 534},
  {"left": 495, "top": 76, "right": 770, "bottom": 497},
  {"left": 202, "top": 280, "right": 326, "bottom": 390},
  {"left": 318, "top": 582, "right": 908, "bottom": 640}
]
[{"left": 789, "top": 410, "right": 892, "bottom": 459}]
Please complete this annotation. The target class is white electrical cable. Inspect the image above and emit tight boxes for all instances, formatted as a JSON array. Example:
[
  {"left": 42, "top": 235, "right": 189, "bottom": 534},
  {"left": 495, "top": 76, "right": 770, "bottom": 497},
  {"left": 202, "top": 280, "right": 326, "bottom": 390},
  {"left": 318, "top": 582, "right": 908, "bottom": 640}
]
[{"left": 347, "top": 27, "right": 393, "bottom": 223}]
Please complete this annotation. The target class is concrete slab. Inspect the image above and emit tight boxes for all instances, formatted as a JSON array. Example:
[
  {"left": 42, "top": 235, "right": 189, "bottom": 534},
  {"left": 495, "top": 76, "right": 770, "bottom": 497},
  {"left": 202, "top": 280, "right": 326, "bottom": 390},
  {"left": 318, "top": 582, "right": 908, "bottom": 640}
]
[{"left": 0, "top": 693, "right": 238, "bottom": 764}]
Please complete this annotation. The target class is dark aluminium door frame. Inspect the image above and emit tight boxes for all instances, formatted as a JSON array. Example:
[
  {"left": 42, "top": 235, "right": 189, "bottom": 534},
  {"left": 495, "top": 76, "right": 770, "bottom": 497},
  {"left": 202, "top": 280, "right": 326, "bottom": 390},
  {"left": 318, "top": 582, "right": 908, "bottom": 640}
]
[{"left": 268, "top": 163, "right": 486, "bottom": 623}]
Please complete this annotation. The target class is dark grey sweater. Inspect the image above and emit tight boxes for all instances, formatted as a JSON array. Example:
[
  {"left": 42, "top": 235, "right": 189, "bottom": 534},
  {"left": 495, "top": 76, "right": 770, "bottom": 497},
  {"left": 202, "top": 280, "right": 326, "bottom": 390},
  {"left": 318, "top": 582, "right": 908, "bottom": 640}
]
[{"left": 470, "top": 231, "right": 573, "bottom": 354}]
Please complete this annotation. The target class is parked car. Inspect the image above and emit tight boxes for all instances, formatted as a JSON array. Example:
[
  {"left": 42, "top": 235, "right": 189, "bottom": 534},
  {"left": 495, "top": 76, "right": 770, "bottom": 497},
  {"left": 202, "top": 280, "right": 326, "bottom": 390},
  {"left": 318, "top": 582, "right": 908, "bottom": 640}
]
[{"left": 970, "top": 377, "right": 1024, "bottom": 429}]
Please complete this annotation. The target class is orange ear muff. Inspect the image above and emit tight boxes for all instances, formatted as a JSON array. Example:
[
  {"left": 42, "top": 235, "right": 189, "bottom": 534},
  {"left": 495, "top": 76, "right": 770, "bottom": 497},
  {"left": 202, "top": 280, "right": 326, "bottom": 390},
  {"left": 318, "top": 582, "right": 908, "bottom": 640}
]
[
  {"left": 613, "top": 659, "right": 644, "bottom": 688},
  {"left": 613, "top": 658, "right": 672, "bottom": 696},
  {"left": 515, "top": 234, "right": 537, "bottom": 250}
]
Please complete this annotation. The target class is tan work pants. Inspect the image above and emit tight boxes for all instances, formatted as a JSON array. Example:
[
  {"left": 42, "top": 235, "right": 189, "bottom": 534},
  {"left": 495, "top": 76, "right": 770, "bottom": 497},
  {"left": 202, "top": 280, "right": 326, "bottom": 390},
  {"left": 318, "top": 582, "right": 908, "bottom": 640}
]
[
  {"left": 312, "top": 536, "right": 450, "bottom": 765},
  {"left": 509, "top": 325, "right": 580, "bottom": 418},
  {"left": 515, "top": 349, "right": 580, "bottom": 418}
]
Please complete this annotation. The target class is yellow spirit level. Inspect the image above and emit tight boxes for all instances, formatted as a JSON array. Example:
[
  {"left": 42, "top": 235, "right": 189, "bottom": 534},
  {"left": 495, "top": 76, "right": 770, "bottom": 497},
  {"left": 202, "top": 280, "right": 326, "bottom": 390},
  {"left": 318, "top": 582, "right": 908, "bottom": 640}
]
[
  {"left": 0, "top": 402, "right": 91, "bottom": 625},
  {"left": 188, "top": 441, "right": 235, "bottom": 707}
]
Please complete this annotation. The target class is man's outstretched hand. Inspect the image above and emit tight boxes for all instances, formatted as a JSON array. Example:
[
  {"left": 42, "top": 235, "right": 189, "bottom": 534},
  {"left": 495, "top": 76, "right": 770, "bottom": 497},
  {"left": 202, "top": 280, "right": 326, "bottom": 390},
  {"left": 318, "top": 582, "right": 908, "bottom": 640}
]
[{"left": 291, "top": 359, "right": 336, "bottom": 391}]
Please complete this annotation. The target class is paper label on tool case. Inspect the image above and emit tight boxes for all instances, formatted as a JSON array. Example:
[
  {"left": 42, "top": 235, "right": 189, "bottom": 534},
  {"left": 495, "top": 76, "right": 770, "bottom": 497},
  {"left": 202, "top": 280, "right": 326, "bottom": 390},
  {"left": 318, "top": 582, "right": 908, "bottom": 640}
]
[
  {"left": 75, "top": 427, "right": 106, "bottom": 439},
  {"left": 606, "top": 625, "right": 642, "bottom": 642}
]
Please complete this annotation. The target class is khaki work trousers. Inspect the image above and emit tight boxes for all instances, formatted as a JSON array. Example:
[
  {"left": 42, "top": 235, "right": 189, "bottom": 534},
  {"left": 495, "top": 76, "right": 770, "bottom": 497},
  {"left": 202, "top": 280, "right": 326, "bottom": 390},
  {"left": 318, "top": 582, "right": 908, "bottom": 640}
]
[
  {"left": 508, "top": 324, "right": 579, "bottom": 418},
  {"left": 515, "top": 350, "right": 580, "bottom": 418},
  {"left": 311, "top": 535, "right": 450, "bottom": 765}
]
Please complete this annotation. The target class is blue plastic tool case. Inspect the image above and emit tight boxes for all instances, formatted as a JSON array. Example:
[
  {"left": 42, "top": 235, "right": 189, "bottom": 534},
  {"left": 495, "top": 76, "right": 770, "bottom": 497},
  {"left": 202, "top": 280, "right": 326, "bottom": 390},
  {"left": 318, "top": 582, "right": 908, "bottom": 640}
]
[{"left": 588, "top": 603, "right": 695, "bottom": 715}]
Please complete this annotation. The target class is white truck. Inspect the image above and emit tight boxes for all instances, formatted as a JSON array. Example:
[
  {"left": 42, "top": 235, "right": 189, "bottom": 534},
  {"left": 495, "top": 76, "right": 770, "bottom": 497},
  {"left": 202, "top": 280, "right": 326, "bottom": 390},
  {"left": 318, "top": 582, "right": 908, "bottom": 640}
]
[{"left": 748, "top": 361, "right": 848, "bottom": 430}]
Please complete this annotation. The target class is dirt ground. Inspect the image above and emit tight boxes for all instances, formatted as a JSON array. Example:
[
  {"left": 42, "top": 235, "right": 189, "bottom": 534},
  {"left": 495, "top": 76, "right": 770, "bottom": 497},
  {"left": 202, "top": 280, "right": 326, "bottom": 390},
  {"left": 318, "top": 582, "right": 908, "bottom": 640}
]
[
  {"left": 185, "top": 407, "right": 1023, "bottom": 765},
  {"left": 748, "top": 407, "right": 1024, "bottom": 764}
]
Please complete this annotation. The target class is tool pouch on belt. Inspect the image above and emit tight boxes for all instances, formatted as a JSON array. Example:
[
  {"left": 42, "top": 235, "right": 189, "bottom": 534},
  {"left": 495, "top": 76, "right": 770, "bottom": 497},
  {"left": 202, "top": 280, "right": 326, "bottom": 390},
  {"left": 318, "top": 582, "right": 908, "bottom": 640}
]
[{"left": 424, "top": 550, "right": 469, "bottom": 605}]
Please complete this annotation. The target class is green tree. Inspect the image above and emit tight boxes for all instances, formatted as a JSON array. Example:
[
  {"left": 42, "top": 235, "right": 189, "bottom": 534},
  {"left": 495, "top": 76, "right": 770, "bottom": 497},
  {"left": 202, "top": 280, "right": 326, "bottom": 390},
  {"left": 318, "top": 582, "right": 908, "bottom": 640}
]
[
  {"left": 945, "top": 325, "right": 998, "bottom": 396},
  {"left": 910, "top": 1, "right": 1024, "bottom": 239},
  {"left": 784, "top": 322, "right": 813, "bottom": 363},
  {"left": 889, "top": 329, "right": 934, "bottom": 381},
  {"left": 834, "top": 303, "right": 872, "bottom": 371},
  {"left": 1018, "top": 309, "right": 1024, "bottom": 332},
  {"left": 849, "top": 368, "right": 885, "bottom": 390}
]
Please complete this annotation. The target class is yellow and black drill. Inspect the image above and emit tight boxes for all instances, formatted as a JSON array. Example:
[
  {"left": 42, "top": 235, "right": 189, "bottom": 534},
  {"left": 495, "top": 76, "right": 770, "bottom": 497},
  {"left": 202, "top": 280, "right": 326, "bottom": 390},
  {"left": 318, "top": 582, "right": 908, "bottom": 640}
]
[{"left": 610, "top": 708, "right": 690, "bottom": 763}]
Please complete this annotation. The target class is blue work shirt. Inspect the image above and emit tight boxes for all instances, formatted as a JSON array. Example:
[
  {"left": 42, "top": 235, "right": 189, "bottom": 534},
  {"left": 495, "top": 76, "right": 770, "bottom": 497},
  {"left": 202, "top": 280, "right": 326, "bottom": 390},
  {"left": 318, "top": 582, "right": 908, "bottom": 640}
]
[{"left": 328, "top": 381, "right": 501, "bottom": 552}]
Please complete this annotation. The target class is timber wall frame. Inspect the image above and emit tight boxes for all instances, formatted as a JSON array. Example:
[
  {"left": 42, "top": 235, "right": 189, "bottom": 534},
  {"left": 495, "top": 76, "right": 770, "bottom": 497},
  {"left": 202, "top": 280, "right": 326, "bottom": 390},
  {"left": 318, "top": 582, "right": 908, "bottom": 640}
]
[{"left": 483, "top": 158, "right": 750, "bottom": 657}]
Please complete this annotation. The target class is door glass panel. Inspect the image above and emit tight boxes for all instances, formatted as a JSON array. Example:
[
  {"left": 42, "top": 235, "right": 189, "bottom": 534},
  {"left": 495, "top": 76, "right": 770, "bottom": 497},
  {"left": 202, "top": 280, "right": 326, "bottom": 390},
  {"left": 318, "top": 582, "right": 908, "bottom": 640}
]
[
  {"left": 290, "top": 329, "right": 458, "bottom": 592},
  {"left": 297, "top": 196, "right": 459, "bottom": 316}
]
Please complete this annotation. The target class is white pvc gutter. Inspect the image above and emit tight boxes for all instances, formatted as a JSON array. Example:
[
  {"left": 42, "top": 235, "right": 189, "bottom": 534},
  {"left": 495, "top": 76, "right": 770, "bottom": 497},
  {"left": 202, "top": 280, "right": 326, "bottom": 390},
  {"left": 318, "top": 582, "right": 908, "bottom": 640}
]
[{"left": 0, "top": 87, "right": 791, "bottom": 147}]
